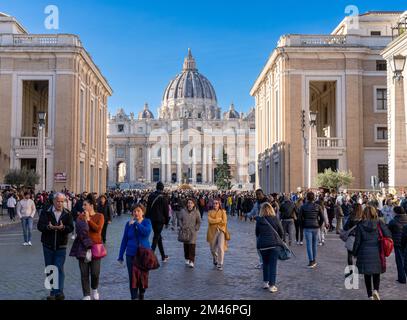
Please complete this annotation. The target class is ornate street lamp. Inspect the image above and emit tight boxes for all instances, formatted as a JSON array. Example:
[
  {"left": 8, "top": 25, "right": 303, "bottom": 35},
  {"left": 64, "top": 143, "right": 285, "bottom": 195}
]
[
  {"left": 38, "top": 111, "right": 47, "bottom": 129},
  {"left": 38, "top": 112, "right": 47, "bottom": 191},
  {"left": 309, "top": 111, "right": 318, "bottom": 127},
  {"left": 392, "top": 54, "right": 406, "bottom": 81}
]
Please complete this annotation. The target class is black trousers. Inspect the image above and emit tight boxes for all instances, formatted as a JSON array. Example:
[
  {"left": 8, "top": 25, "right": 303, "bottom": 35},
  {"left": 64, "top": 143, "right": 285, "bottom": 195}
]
[
  {"left": 294, "top": 220, "right": 303, "bottom": 242},
  {"left": 102, "top": 222, "right": 108, "bottom": 243},
  {"left": 364, "top": 274, "right": 380, "bottom": 298},
  {"left": 184, "top": 244, "right": 196, "bottom": 262},
  {"left": 151, "top": 223, "right": 166, "bottom": 259},
  {"left": 8, "top": 207, "right": 15, "bottom": 220},
  {"left": 79, "top": 259, "right": 101, "bottom": 297}
]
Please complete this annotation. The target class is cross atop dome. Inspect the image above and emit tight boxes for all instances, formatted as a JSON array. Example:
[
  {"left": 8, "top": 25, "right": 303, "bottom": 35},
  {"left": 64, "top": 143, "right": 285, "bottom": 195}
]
[{"left": 183, "top": 48, "right": 197, "bottom": 71}]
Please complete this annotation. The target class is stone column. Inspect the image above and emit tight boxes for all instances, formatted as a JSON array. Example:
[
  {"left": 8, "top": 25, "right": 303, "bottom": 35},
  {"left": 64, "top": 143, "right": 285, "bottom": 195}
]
[
  {"left": 161, "top": 148, "right": 166, "bottom": 183},
  {"left": 167, "top": 147, "right": 172, "bottom": 183},
  {"left": 192, "top": 147, "right": 197, "bottom": 184},
  {"left": 177, "top": 145, "right": 182, "bottom": 183},
  {"left": 146, "top": 146, "right": 151, "bottom": 182},
  {"left": 129, "top": 146, "right": 135, "bottom": 183},
  {"left": 390, "top": 78, "right": 407, "bottom": 187},
  {"left": 208, "top": 145, "right": 213, "bottom": 184},
  {"left": 202, "top": 145, "right": 207, "bottom": 183}
]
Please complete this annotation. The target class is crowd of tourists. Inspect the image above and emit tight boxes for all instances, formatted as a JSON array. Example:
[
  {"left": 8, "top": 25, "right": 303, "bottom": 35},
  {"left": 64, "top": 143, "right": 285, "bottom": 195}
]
[{"left": 1, "top": 184, "right": 407, "bottom": 300}]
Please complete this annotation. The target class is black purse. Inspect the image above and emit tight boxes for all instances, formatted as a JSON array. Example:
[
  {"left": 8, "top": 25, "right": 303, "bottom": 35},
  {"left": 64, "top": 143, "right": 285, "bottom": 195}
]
[{"left": 263, "top": 218, "right": 294, "bottom": 261}]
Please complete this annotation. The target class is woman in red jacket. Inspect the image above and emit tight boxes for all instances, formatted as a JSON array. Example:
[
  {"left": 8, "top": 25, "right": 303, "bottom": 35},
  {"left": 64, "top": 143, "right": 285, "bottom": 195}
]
[{"left": 77, "top": 194, "right": 105, "bottom": 300}]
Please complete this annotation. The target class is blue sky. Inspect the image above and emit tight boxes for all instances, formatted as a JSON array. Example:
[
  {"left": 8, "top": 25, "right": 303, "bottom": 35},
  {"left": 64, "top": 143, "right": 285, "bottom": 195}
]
[{"left": 1, "top": 0, "right": 406, "bottom": 116}]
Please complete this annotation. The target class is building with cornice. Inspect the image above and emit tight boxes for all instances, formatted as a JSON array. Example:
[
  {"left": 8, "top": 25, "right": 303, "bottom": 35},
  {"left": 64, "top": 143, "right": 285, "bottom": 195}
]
[
  {"left": 251, "top": 11, "right": 403, "bottom": 193},
  {"left": 0, "top": 13, "right": 112, "bottom": 193},
  {"left": 108, "top": 50, "right": 255, "bottom": 189},
  {"left": 382, "top": 11, "right": 407, "bottom": 189}
]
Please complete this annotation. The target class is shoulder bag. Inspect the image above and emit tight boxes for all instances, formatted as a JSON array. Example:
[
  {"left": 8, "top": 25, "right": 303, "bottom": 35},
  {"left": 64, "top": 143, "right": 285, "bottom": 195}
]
[{"left": 263, "top": 218, "right": 294, "bottom": 261}]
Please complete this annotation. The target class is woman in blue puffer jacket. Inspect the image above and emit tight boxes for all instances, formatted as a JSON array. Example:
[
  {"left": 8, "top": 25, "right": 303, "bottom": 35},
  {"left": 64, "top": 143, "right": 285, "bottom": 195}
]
[
  {"left": 255, "top": 202, "right": 284, "bottom": 294},
  {"left": 118, "top": 204, "right": 152, "bottom": 300}
]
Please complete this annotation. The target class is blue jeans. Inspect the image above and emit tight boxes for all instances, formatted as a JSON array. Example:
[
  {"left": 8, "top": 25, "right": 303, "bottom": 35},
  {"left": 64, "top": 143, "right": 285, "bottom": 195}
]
[
  {"left": 43, "top": 246, "right": 66, "bottom": 296},
  {"left": 394, "top": 246, "right": 406, "bottom": 283},
  {"left": 304, "top": 228, "right": 319, "bottom": 262},
  {"left": 21, "top": 217, "right": 33, "bottom": 243},
  {"left": 260, "top": 247, "right": 280, "bottom": 286}
]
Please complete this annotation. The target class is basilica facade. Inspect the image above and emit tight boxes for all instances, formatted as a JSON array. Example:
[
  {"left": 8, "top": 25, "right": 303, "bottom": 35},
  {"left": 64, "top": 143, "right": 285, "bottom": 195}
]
[{"left": 107, "top": 50, "right": 256, "bottom": 189}]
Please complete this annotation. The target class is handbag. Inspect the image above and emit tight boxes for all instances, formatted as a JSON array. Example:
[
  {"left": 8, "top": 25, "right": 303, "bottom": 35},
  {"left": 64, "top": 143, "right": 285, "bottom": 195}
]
[
  {"left": 178, "top": 227, "right": 192, "bottom": 243},
  {"left": 340, "top": 225, "right": 357, "bottom": 242},
  {"left": 224, "top": 229, "right": 231, "bottom": 241},
  {"left": 91, "top": 243, "right": 107, "bottom": 259},
  {"left": 263, "top": 218, "right": 294, "bottom": 261},
  {"left": 377, "top": 223, "right": 394, "bottom": 258},
  {"left": 345, "top": 235, "right": 355, "bottom": 252},
  {"left": 134, "top": 246, "right": 160, "bottom": 271}
]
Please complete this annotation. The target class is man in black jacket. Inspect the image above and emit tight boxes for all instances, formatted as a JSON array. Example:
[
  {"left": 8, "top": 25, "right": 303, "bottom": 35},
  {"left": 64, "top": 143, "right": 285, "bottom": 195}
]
[
  {"left": 279, "top": 196, "right": 296, "bottom": 246},
  {"left": 146, "top": 182, "right": 170, "bottom": 262},
  {"left": 388, "top": 206, "right": 407, "bottom": 284},
  {"left": 37, "top": 192, "right": 74, "bottom": 300},
  {"left": 298, "top": 192, "right": 324, "bottom": 268}
]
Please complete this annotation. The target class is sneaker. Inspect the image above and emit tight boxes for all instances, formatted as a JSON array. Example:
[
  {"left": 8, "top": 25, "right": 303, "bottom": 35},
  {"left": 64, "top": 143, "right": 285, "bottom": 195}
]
[
  {"left": 369, "top": 296, "right": 374, "bottom": 300},
  {"left": 92, "top": 289, "right": 99, "bottom": 300},
  {"left": 254, "top": 263, "right": 263, "bottom": 269},
  {"left": 185, "top": 259, "right": 190, "bottom": 266},
  {"left": 71, "top": 234, "right": 76, "bottom": 240},
  {"left": 162, "top": 255, "right": 169, "bottom": 263},
  {"left": 307, "top": 261, "right": 317, "bottom": 268},
  {"left": 213, "top": 258, "right": 218, "bottom": 266},
  {"left": 55, "top": 293, "right": 65, "bottom": 301},
  {"left": 82, "top": 296, "right": 91, "bottom": 300},
  {"left": 217, "top": 264, "right": 223, "bottom": 271},
  {"left": 262, "top": 282, "right": 270, "bottom": 289},
  {"left": 300, "top": 242, "right": 304, "bottom": 246},
  {"left": 269, "top": 286, "right": 278, "bottom": 293},
  {"left": 318, "top": 242, "right": 323, "bottom": 246},
  {"left": 296, "top": 241, "right": 300, "bottom": 245},
  {"left": 28, "top": 241, "right": 32, "bottom": 246},
  {"left": 22, "top": 242, "right": 28, "bottom": 246},
  {"left": 188, "top": 261, "right": 194, "bottom": 268},
  {"left": 311, "top": 261, "right": 318, "bottom": 268},
  {"left": 372, "top": 290, "right": 380, "bottom": 300}
]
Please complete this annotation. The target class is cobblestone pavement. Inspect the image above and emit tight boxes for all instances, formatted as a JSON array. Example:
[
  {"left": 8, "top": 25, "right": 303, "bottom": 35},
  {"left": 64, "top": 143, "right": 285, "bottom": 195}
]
[{"left": 0, "top": 214, "right": 406, "bottom": 300}]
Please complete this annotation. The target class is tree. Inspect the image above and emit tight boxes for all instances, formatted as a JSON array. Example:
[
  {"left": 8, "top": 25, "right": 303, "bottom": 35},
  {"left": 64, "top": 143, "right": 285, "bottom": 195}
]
[
  {"left": 4, "top": 168, "right": 40, "bottom": 189},
  {"left": 316, "top": 168, "right": 354, "bottom": 192},
  {"left": 215, "top": 149, "right": 232, "bottom": 190}
]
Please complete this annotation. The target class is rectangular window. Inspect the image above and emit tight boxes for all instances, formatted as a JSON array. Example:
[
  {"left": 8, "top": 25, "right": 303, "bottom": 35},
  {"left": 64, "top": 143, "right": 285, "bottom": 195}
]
[
  {"left": 371, "top": 31, "right": 381, "bottom": 36},
  {"left": 80, "top": 89, "right": 85, "bottom": 143},
  {"left": 90, "top": 99, "right": 95, "bottom": 148},
  {"left": 99, "top": 168, "right": 103, "bottom": 194},
  {"left": 118, "top": 124, "right": 124, "bottom": 133},
  {"left": 376, "top": 60, "right": 387, "bottom": 71},
  {"left": 378, "top": 164, "right": 388, "bottom": 184},
  {"left": 376, "top": 126, "right": 388, "bottom": 141},
  {"left": 138, "top": 127, "right": 143, "bottom": 133},
  {"left": 80, "top": 161, "right": 85, "bottom": 192},
  {"left": 275, "top": 91, "right": 279, "bottom": 142},
  {"left": 375, "top": 88, "right": 387, "bottom": 111},
  {"left": 116, "top": 147, "right": 125, "bottom": 158},
  {"left": 90, "top": 165, "right": 94, "bottom": 192}
]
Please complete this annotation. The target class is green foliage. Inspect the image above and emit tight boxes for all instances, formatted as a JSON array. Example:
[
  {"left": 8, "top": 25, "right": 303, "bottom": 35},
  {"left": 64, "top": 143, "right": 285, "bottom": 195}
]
[
  {"left": 4, "top": 168, "right": 40, "bottom": 189},
  {"left": 215, "top": 149, "right": 232, "bottom": 190},
  {"left": 316, "top": 169, "right": 354, "bottom": 191}
]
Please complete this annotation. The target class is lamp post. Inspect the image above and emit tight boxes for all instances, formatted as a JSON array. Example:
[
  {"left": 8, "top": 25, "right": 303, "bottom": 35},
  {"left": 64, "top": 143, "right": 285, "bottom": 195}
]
[
  {"left": 38, "top": 112, "right": 47, "bottom": 192},
  {"left": 392, "top": 54, "right": 406, "bottom": 81},
  {"left": 308, "top": 111, "right": 318, "bottom": 189}
]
